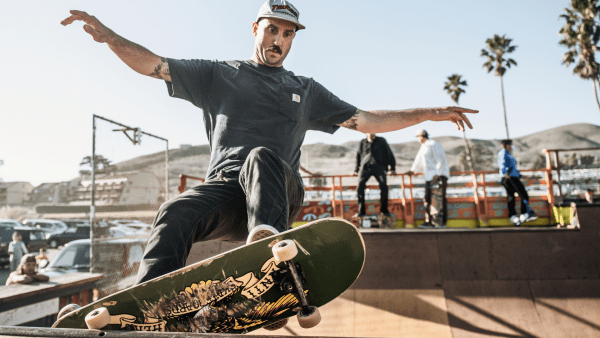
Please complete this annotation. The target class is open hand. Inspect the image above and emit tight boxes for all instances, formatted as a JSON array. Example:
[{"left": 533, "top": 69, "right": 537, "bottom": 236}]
[
  {"left": 61, "top": 10, "right": 113, "bottom": 44},
  {"left": 429, "top": 106, "right": 478, "bottom": 132}
]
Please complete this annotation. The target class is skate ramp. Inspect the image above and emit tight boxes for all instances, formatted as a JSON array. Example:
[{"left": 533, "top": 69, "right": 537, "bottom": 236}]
[{"left": 255, "top": 204, "right": 600, "bottom": 337}]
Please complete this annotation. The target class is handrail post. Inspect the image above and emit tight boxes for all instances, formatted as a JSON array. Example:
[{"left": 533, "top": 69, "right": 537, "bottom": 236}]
[{"left": 178, "top": 174, "right": 187, "bottom": 194}]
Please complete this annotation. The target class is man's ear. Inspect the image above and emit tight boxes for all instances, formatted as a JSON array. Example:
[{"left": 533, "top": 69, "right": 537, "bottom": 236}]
[{"left": 252, "top": 21, "right": 259, "bottom": 37}]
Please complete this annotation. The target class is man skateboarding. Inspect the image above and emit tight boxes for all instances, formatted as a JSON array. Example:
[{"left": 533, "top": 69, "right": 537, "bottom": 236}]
[
  {"left": 498, "top": 139, "right": 537, "bottom": 225},
  {"left": 406, "top": 129, "right": 449, "bottom": 228},
  {"left": 353, "top": 133, "right": 396, "bottom": 217},
  {"left": 61, "top": 0, "right": 477, "bottom": 297}
]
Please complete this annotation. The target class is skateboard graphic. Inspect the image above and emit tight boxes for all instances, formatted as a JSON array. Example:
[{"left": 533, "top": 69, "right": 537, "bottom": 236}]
[
  {"left": 428, "top": 177, "right": 446, "bottom": 227},
  {"left": 53, "top": 218, "right": 365, "bottom": 333}
]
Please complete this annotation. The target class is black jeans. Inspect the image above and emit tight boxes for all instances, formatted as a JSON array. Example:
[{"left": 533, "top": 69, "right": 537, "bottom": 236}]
[
  {"left": 135, "top": 147, "right": 305, "bottom": 284},
  {"left": 424, "top": 176, "right": 448, "bottom": 226},
  {"left": 501, "top": 176, "right": 529, "bottom": 217},
  {"left": 357, "top": 163, "right": 389, "bottom": 215}
]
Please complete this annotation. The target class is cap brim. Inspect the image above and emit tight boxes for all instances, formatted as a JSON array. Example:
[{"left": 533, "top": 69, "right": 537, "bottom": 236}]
[{"left": 257, "top": 13, "right": 305, "bottom": 30}]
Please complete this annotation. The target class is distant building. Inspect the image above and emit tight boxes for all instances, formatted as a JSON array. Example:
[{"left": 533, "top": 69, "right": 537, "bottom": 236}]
[
  {"left": 0, "top": 182, "right": 33, "bottom": 206},
  {"left": 180, "top": 144, "right": 192, "bottom": 149},
  {"left": 29, "top": 182, "right": 74, "bottom": 205},
  {"left": 75, "top": 171, "right": 162, "bottom": 206}
]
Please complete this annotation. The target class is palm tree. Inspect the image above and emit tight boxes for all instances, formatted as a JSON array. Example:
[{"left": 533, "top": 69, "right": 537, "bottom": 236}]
[
  {"left": 559, "top": 0, "right": 600, "bottom": 112},
  {"left": 481, "top": 34, "right": 518, "bottom": 139},
  {"left": 444, "top": 74, "right": 475, "bottom": 171}
]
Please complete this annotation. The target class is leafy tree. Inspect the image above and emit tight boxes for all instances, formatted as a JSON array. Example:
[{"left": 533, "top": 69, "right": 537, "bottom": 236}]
[
  {"left": 481, "top": 34, "right": 518, "bottom": 139},
  {"left": 559, "top": 0, "right": 600, "bottom": 112},
  {"left": 79, "top": 155, "right": 115, "bottom": 175},
  {"left": 444, "top": 74, "right": 475, "bottom": 171}
]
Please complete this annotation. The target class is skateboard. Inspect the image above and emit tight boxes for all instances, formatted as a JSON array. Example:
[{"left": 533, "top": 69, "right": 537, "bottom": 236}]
[
  {"left": 52, "top": 218, "right": 365, "bottom": 334},
  {"left": 351, "top": 213, "right": 396, "bottom": 229},
  {"left": 427, "top": 176, "right": 447, "bottom": 227}
]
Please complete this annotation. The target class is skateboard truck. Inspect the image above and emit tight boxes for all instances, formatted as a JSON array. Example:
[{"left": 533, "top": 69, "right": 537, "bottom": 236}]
[{"left": 272, "top": 240, "right": 321, "bottom": 328}]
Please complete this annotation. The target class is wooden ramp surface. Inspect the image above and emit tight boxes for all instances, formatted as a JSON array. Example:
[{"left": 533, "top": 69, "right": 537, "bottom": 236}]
[{"left": 1, "top": 206, "right": 599, "bottom": 337}]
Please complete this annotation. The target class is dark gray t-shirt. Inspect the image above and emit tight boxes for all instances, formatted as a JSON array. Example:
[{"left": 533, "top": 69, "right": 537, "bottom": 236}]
[{"left": 166, "top": 59, "right": 357, "bottom": 180}]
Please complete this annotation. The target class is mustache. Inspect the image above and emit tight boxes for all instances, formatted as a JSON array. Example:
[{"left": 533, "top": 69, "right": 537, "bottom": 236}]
[{"left": 267, "top": 46, "right": 282, "bottom": 54}]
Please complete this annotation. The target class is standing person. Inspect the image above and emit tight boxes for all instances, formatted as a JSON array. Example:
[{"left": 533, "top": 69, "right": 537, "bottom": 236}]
[
  {"left": 353, "top": 133, "right": 396, "bottom": 217},
  {"left": 406, "top": 129, "right": 450, "bottom": 228},
  {"left": 61, "top": 0, "right": 477, "bottom": 294},
  {"left": 498, "top": 139, "right": 537, "bottom": 225},
  {"left": 8, "top": 232, "right": 28, "bottom": 272}
]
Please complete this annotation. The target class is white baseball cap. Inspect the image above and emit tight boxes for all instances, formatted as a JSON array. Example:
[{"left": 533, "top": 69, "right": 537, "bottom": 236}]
[
  {"left": 415, "top": 129, "right": 428, "bottom": 137},
  {"left": 256, "top": 0, "right": 305, "bottom": 30}
]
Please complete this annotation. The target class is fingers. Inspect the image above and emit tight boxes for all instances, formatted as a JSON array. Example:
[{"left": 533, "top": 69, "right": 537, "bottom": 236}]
[
  {"left": 461, "top": 113, "right": 473, "bottom": 129},
  {"left": 60, "top": 10, "right": 92, "bottom": 26},
  {"left": 453, "top": 107, "right": 479, "bottom": 114}
]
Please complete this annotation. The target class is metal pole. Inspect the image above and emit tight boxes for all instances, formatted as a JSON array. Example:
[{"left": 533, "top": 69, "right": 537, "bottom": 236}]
[{"left": 90, "top": 115, "right": 97, "bottom": 273}]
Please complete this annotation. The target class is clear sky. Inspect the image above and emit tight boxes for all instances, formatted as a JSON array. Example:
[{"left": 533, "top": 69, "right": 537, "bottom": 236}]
[{"left": 1, "top": 0, "right": 598, "bottom": 186}]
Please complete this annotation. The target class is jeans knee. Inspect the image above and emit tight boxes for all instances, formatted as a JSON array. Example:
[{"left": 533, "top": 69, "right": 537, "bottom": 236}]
[{"left": 247, "top": 147, "right": 275, "bottom": 161}]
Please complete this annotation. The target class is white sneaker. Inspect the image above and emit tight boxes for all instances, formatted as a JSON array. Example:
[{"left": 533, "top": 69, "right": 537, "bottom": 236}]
[
  {"left": 246, "top": 224, "right": 279, "bottom": 245},
  {"left": 519, "top": 213, "right": 528, "bottom": 223},
  {"left": 510, "top": 215, "right": 520, "bottom": 225}
]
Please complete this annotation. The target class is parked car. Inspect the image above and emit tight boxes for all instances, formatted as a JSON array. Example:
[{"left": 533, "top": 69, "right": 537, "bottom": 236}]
[
  {"left": 60, "top": 219, "right": 90, "bottom": 228},
  {"left": 42, "top": 237, "right": 146, "bottom": 296},
  {"left": 0, "top": 219, "right": 23, "bottom": 227},
  {"left": 108, "top": 220, "right": 152, "bottom": 235},
  {"left": 0, "top": 225, "right": 15, "bottom": 268},
  {"left": 13, "top": 227, "right": 48, "bottom": 252},
  {"left": 46, "top": 225, "right": 91, "bottom": 248},
  {"left": 21, "top": 219, "right": 68, "bottom": 237}
]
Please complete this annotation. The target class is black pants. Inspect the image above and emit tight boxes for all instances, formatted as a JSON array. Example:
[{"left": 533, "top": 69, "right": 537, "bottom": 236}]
[
  {"left": 135, "top": 147, "right": 304, "bottom": 284},
  {"left": 357, "top": 163, "right": 389, "bottom": 215},
  {"left": 501, "top": 176, "right": 529, "bottom": 217},
  {"left": 424, "top": 176, "right": 448, "bottom": 226}
]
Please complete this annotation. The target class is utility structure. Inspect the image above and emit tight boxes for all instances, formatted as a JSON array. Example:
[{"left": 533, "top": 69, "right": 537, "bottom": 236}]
[{"left": 90, "top": 114, "right": 169, "bottom": 273}]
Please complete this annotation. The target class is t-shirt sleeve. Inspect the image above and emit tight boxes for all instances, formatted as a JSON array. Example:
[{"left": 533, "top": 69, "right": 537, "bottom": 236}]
[
  {"left": 165, "top": 58, "right": 215, "bottom": 109},
  {"left": 308, "top": 80, "right": 357, "bottom": 134}
]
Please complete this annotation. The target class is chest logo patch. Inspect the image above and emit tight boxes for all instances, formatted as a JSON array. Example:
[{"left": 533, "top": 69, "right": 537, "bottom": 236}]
[{"left": 292, "top": 94, "right": 301, "bottom": 103}]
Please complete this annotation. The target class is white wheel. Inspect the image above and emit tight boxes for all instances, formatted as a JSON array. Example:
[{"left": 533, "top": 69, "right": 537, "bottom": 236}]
[
  {"left": 85, "top": 307, "right": 111, "bottom": 329},
  {"left": 297, "top": 306, "right": 321, "bottom": 328},
  {"left": 57, "top": 303, "right": 81, "bottom": 319},
  {"left": 272, "top": 240, "right": 298, "bottom": 262}
]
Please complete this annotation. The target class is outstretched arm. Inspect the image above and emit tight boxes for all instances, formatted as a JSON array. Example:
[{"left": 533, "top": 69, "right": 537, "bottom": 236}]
[
  {"left": 61, "top": 10, "right": 171, "bottom": 81},
  {"left": 338, "top": 107, "right": 477, "bottom": 133}
]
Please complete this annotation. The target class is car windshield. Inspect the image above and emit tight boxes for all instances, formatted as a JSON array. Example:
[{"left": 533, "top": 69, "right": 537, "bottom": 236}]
[
  {"left": 0, "top": 227, "right": 14, "bottom": 242},
  {"left": 48, "top": 243, "right": 90, "bottom": 269},
  {"left": 30, "top": 231, "right": 46, "bottom": 240}
]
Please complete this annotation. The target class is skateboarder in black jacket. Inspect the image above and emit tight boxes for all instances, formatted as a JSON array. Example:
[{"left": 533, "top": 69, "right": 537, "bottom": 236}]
[{"left": 353, "top": 134, "right": 396, "bottom": 216}]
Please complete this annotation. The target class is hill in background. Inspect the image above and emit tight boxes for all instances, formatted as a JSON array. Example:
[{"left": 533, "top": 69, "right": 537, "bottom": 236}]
[{"left": 110, "top": 123, "right": 600, "bottom": 194}]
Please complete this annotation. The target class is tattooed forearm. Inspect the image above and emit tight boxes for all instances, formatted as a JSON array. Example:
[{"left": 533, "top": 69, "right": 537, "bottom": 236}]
[
  {"left": 149, "top": 57, "right": 170, "bottom": 79},
  {"left": 339, "top": 110, "right": 361, "bottom": 130}
]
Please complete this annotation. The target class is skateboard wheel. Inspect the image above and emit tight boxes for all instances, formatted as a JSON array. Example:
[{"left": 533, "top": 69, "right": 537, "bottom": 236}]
[
  {"left": 85, "top": 307, "right": 111, "bottom": 329},
  {"left": 57, "top": 303, "right": 81, "bottom": 319},
  {"left": 297, "top": 306, "right": 321, "bottom": 328},
  {"left": 272, "top": 240, "right": 298, "bottom": 262}
]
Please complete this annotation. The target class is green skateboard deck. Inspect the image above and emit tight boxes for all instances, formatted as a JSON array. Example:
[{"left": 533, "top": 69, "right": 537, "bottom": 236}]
[{"left": 53, "top": 218, "right": 365, "bottom": 333}]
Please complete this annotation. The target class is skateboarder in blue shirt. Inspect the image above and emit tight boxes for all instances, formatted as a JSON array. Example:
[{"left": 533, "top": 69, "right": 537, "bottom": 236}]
[
  {"left": 498, "top": 139, "right": 537, "bottom": 225},
  {"left": 61, "top": 0, "right": 478, "bottom": 296}
]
